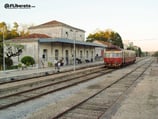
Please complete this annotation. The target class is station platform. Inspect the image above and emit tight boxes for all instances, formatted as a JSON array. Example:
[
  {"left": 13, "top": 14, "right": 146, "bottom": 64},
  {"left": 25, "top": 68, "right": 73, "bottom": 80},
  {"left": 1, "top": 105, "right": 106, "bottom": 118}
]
[{"left": 0, "top": 61, "right": 104, "bottom": 82}]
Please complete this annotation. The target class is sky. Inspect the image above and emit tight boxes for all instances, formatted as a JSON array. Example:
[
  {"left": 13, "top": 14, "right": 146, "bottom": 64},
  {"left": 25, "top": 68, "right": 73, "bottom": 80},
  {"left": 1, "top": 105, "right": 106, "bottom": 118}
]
[{"left": 0, "top": 0, "right": 158, "bottom": 51}]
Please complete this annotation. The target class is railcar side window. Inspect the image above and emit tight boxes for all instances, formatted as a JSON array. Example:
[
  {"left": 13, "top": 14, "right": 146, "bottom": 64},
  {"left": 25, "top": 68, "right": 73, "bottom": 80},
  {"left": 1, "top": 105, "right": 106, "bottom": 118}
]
[
  {"left": 116, "top": 53, "right": 119, "bottom": 57},
  {"left": 105, "top": 53, "right": 110, "bottom": 57}
]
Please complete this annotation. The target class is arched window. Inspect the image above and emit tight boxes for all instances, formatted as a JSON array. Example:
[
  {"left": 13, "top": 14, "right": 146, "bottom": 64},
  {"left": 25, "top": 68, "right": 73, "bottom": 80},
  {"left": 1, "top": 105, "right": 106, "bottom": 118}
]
[
  {"left": 55, "top": 49, "right": 59, "bottom": 60},
  {"left": 86, "top": 51, "right": 88, "bottom": 59},
  {"left": 65, "top": 50, "right": 69, "bottom": 65},
  {"left": 43, "top": 49, "right": 47, "bottom": 61},
  {"left": 65, "top": 32, "right": 68, "bottom": 38},
  {"left": 91, "top": 51, "right": 93, "bottom": 58},
  {"left": 80, "top": 50, "right": 83, "bottom": 59}
]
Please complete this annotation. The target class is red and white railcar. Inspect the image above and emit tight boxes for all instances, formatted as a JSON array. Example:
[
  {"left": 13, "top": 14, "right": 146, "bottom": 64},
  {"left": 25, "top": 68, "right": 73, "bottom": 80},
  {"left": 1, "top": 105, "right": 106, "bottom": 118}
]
[{"left": 104, "top": 48, "right": 136, "bottom": 68}]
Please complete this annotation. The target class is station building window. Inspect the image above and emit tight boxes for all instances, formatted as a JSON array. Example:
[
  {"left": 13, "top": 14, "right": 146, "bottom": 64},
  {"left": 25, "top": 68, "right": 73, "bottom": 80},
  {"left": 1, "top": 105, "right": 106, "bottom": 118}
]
[
  {"left": 65, "top": 32, "right": 68, "bottom": 38},
  {"left": 91, "top": 51, "right": 94, "bottom": 59},
  {"left": 43, "top": 49, "right": 47, "bottom": 61},
  {"left": 65, "top": 50, "right": 69, "bottom": 65},
  {"left": 55, "top": 49, "right": 59, "bottom": 60},
  {"left": 86, "top": 51, "right": 89, "bottom": 59},
  {"left": 80, "top": 50, "right": 83, "bottom": 59}
]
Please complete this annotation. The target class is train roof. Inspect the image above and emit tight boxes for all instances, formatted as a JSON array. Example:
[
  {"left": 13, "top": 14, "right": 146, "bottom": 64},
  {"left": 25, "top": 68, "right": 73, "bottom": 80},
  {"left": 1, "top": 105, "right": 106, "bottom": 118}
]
[
  {"left": 106, "top": 46, "right": 122, "bottom": 51},
  {"left": 106, "top": 47, "right": 136, "bottom": 53}
]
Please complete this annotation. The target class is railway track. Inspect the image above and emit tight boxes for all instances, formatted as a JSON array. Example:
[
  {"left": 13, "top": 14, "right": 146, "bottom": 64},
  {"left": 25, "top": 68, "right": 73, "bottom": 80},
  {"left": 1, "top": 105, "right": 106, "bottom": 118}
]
[
  {"left": 0, "top": 58, "right": 143, "bottom": 95},
  {"left": 0, "top": 65, "right": 105, "bottom": 97},
  {"left": 51, "top": 58, "right": 153, "bottom": 119},
  {"left": 0, "top": 64, "right": 105, "bottom": 85},
  {"left": 0, "top": 66, "right": 114, "bottom": 110}
]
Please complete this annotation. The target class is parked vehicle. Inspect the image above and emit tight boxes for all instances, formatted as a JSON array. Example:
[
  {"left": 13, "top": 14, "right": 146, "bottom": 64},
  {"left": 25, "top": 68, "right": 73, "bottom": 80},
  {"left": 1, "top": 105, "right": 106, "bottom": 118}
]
[{"left": 104, "top": 47, "right": 136, "bottom": 68}]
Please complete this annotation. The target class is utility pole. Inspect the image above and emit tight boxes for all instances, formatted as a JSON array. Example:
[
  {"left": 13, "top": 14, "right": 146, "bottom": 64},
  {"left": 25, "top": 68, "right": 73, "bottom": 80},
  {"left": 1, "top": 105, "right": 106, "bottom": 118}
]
[
  {"left": 73, "top": 37, "right": 75, "bottom": 71},
  {"left": 3, "top": 26, "right": 5, "bottom": 71},
  {"left": 73, "top": 30, "right": 78, "bottom": 71}
]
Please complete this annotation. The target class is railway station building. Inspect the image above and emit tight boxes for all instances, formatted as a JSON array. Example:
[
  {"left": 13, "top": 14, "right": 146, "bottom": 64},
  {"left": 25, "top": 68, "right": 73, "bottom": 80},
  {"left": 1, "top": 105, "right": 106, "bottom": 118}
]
[{"left": 8, "top": 20, "right": 105, "bottom": 68}]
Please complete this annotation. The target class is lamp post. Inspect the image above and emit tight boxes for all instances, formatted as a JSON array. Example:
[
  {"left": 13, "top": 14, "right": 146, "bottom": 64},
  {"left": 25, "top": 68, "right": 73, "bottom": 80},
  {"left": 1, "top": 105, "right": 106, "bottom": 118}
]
[
  {"left": 2, "top": 26, "right": 5, "bottom": 71},
  {"left": 73, "top": 36, "right": 75, "bottom": 71},
  {"left": 73, "top": 31, "right": 77, "bottom": 71},
  {"left": 1, "top": 26, "right": 5, "bottom": 71}
]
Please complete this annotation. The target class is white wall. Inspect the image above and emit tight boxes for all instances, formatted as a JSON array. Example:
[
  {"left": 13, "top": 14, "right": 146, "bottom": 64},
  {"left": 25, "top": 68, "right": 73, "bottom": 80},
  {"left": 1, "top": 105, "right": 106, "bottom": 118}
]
[
  {"left": 29, "top": 27, "right": 62, "bottom": 38},
  {"left": 39, "top": 43, "right": 95, "bottom": 65},
  {"left": 29, "top": 26, "right": 85, "bottom": 41},
  {"left": 11, "top": 41, "right": 39, "bottom": 66},
  {"left": 10, "top": 40, "right": 96, "bottom": 68},
  {"left": 61, "top": 27, "right": 85, "bottom": 41}
]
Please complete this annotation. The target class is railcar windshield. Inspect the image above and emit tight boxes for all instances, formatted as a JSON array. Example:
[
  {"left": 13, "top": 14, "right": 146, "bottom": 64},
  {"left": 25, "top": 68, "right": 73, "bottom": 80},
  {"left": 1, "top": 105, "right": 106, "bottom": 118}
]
[{"left": 105, "top": 52, "right": 122, "bottom": 58}]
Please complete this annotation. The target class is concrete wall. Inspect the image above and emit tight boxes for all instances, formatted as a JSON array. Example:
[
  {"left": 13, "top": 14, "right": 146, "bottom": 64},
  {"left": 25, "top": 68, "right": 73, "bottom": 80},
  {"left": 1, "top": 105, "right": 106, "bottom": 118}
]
[
  {"left": 10, "top": 40, "right": 97, "bottom": 68},
  {"left": 61, "top": 27, "right": 85, "bottom": 41},
  {"left": 11, "top": 41, "right": 39, "bottom": 66},
  {"left": 39, "top": 42, "right": 95, "bottom": 67},
  {"left": 29, "top": 26, "right": 85, "bottom": 41},
  {"left": 29, "top": 27, "right": 62, "bottom": 38}
]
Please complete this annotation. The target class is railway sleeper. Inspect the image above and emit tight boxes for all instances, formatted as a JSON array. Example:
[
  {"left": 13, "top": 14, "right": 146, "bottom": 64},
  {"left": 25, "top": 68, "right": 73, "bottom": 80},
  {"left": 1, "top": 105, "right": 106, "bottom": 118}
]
[
  {"left": 78, "top": 103, "right": 108, "bottom": 111},
  {"left": 62, "top": 111, "right": 99, "bottom": 119},
  {"left": 69, "top": 108, "right": 103, "bottom": 116}
]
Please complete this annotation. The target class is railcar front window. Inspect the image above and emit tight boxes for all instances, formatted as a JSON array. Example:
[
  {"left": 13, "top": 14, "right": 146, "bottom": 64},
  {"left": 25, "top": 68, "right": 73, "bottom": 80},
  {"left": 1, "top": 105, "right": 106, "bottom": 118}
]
[
  {"left": 105, "top": 53, "right": 116, "bottom": 58},
  {"left": 105, "top": 53, "right": 122, "bottom": 58}
]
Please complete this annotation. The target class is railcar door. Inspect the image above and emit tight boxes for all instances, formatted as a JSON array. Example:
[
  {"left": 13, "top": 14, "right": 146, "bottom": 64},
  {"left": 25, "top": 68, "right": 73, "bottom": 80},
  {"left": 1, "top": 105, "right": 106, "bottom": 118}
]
[{"left": 122, "top": 50, "right": 125, "bottom": 65}]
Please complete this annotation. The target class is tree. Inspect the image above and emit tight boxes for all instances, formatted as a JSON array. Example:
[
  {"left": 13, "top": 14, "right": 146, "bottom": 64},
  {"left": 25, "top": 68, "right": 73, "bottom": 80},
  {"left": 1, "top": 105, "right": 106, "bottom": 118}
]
[
  {"left": 110, "top": 32, "right": 124, "bottom": 48},
  {"left": 5, "top": 43, "right": 24, "bottom": 60},
  {"left": 13, "top": 22, "right": 19, "bottom": 31},
  {"left": 0, "top": 43, "right": 3, "bottom": 70},
  {"left": 0, "top": 22, "right": 7, "bottom": 41},
  {"left": 21, "top": 56, "right": 35, "bottom": 66},
  {"left": 87, "top": 29, "right": 124, "bottom": 48},
  {"left": 127, "top": 46, "right": 142, "bottom": 57},
  {"left": 0, "top": 22, "right": 7, "bottom": 70},
  {"left": 0, "top": 22, "right": 29, "bottom": 70},
  {"left": 137, "top": 47, "right": 142, "bottom": 57},
  {"left": 153, "top": 51, "right": 158, "bottom": 57}
]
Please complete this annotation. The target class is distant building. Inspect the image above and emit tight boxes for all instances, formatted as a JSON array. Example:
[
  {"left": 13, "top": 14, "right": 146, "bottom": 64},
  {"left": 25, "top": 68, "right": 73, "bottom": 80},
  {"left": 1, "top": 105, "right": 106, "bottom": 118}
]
[
  {"left": 8, "top": 20, "right": 105, "bottom": 68},
  {"left": 93, "top": 40, "right": 120, "bottom": 56},
  {"left": 93, "top": 40, "right": 108, "bottom": 57},
  {"left": 123, "top": 40, "right": 134, "bottom": 49}
]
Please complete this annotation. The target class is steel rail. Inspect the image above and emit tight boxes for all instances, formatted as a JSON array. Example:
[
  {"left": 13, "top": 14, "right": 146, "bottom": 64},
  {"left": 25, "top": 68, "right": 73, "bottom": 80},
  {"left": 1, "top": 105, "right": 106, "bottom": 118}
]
[
  {"left": 0, "top": 64, "right": 105, "bottom": 85},
  {"left": 52, "top": 59, "right": 153, "bottom": 119},
  {"left": 0, "top": 68, "right": 114, "bottom": 110}
]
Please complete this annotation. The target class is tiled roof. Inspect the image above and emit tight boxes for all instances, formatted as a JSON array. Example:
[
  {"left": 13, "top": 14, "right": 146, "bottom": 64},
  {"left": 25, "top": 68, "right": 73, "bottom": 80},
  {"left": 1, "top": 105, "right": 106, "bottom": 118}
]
[
  {"left": 15, "top": 33, "right": 51, "bottom": 39},
  {"left": 29, "top": 20, "right": 85, "bottom": 32},
  {"left": 94, "top": 40, "right": 112, "bottom": 46},
  {"left": 94, "top": 40, "right": 121, "bottom": 50}
]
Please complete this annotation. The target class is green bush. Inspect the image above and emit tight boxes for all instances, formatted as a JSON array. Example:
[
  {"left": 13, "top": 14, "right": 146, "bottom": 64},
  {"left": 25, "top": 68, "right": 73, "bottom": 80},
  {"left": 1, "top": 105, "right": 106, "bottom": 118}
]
[
  {"left": 0, "top": 57, "right": 13, "bottom": 70},
  {"left": 6, "top": 58, "right": 13, "bottom": 67},
  {"left": 21, "top": 56, "right": 35, "bottom": 66},
  {"left": 153, "top": 51, "right": 158, "bottom": 57},
  {"left": 7, "top": 65, "right": 18, "bottom": 70},
  {"left": 48, "top": 62, "right": 53, "bottom": 67}
]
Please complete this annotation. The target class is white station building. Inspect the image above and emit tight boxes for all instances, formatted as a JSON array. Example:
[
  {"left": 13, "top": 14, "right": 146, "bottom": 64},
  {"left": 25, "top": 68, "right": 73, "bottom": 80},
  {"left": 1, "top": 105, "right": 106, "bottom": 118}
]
[{"left": 8, "top": 20, "right": 105, "bottom": 68}]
